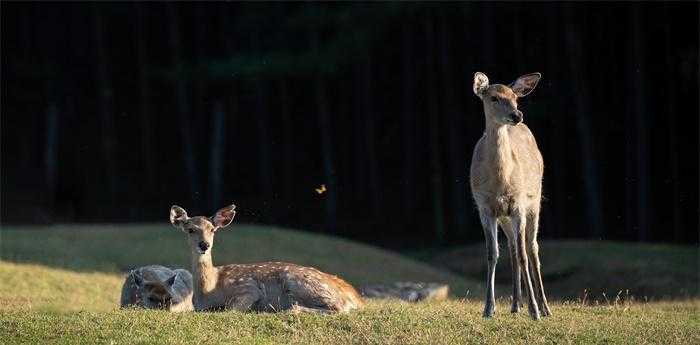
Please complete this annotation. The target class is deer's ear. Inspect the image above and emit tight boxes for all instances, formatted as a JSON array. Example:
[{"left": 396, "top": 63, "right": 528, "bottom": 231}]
[
  {"left": 131, "top": 270, "right": 143, "bottom": 287},
  {"left": 510, "top": 72, "right": 541, "bottom": 97},
  {"left": 473, "top": 72, "right": 489, "bottom": 97},
  {"left": 212, "top": 204, "right": 236, "bottom": 229},
  {"left": 170, "top": 205, "right": 188, "bottom": 227},
  {"left": 166, "top": 274, "right": 176, "bottom": 287}
]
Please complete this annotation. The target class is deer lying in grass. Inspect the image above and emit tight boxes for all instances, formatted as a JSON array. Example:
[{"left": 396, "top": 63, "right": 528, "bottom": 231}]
[
  {"left": 169, "top": 204, "right": 364, "bottom": 313},
  {"left": 120, "top": 265, "right": 193, "bottom": 312},
  {"left": 470, "top": 72, "right": 552, "bottom": 320}
]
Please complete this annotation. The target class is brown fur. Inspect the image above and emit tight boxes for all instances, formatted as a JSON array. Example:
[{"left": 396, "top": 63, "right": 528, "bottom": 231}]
[
  {"left": 470, "top": 72, "right": 552, "bottom": 320},
  {"left": 170, "top": 204, "right": 364, "bottom": 313}
]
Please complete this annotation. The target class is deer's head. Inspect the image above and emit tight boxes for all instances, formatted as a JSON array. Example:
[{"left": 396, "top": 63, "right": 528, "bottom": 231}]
[
  {"left": 140, "top": 274, "right": 177, "bottom": 309},
  {"left": 473, "top": 72, "right": 541, "bottom": 126},
  {"left": 129, "top": 269, "right": 178, "bottom": 309},
  {"left": 169, "top": 204, "right": 236, "bottom": 256}
]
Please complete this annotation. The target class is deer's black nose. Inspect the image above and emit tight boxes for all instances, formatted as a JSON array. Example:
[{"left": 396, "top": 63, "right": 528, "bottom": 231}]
[
  {"left": 509, "top": 112, "right": 523, "bottom": 124},
  {"left": 198, "top": 241, "right": 209, "bottom": 251}
]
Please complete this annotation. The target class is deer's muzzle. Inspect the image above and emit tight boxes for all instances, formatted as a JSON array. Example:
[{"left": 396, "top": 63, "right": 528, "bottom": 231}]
[{"left": 509, "top": 111, "right": 523, "bottom": 124}]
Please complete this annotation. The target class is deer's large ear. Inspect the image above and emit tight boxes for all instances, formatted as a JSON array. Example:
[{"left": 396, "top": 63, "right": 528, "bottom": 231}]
[
  {"left": 166, "top": 274, "right": 176, "bottom": 287},
  {"left": 212, "top": 204, "right": 236, "bottom": 229},
  {"left": 510, "top": 72, "right": 541, "bottom": 97},
  {"left": 473, "top": 72, "right": 489, "bottom": 97},
  {"left": 130, "top": 270, "right": 143, "bottom": 287},
  {"left": 170, "top": 205, "right": 188, "bottom": 228}
]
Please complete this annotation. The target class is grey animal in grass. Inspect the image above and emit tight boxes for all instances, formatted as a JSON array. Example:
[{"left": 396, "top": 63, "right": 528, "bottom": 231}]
[{"left": 120, "top": 265, "right": 194, "bottom": 312}]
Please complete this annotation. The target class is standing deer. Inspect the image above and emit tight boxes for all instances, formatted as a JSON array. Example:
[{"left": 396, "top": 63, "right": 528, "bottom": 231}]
[
  {"left": 470, "top": 72, "right": 552, "bottom": 320},
  {"left": 169, "top": 204, "right": 364, "bottom": 313}
]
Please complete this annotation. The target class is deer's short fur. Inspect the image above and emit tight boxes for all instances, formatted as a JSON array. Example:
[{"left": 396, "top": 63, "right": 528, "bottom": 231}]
[
  {"left": 470, "top": 72, "right": 552, "bottom": 320},
  {"left": 169, "top": 204, "right": 364, "bottom": 313},
  {"left": 120, "top": 265, "right": 194, "bottom": 312}
]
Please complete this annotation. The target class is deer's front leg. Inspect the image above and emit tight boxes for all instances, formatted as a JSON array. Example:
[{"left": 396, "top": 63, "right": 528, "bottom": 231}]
[
  {"left": 511, "top": 210, "right": 540, "bottom": 320},
  {"left": 480, "top": 211, "right": 499, "bottom": 318}
]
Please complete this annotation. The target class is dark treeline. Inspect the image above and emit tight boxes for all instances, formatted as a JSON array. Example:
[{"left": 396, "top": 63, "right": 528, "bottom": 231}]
[{"left": 1, "top": 3, "right": 698, "bottom": 247}]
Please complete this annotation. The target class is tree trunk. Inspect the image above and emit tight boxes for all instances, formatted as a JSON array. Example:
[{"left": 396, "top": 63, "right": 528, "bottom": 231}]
[
  {"left": 310, "top": 23, "right": 338, "bottom": 233},
  {"left": 543, "top": 12, "right": 566, "bottom": 238},
  {"left": 401, "top": 13, "right": 416, "bottom": 218},
  {"left": 563, "top": 5, "right": 604, "bottom": 239},
  {"left": 251, "top": 31, "right": 274, "bottom": 217},
  {"left": 439, "top": 9, "right": 468, "bottom": 235},
  {"left": 424, "top": 11, "right": 445, "bottom": 243},
  {"left": 44, "top": 104, "right": 58, "bottom": 221},
  {"left": 662, "top": 9, "right": 683, "bottom": 241},
  {"left": 628, "top": 5, "right": 651, "bottom": 242},
  {"left": 360, "top": 40, "right": 381, "bottom": 217},
  {"left": 166, "top": 4, "right": 200, "bottom": 200},
  {"left": 279, "top": 80, "right": 294, "bottom": 202},
  {"left": 134, "top": 3, "right": 156, "bottom": 197},
  {"left": 219, "top": 2, "right": 238, "bottom": 208},
  {"left": 353, "top": 63, "right": 368, "bottom": 206},
  {"left": 209, "top": 102, "right": 226, "bottom": 210},
  {"left": 194, "top": 6, "right": 207, "bottom": 163},
  {"left": 91, "top": 4, "right": 118, "bottom": 199}
]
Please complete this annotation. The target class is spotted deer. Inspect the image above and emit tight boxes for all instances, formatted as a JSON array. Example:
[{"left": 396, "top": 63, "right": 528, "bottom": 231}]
[
  {"left": 169, "top": 204, "right": 364, "bottom": 313},
  {"left": 470, "top": 72, "right": 552, "bottom": 320}
]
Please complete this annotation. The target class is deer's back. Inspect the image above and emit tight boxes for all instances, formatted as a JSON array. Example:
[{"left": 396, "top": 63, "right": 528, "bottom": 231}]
[
  {"left": 216, "top": 262, "right": 363, "bottom": 313},
  {"left": 170, "top": 269, "right": 194, "bottom": 312}
]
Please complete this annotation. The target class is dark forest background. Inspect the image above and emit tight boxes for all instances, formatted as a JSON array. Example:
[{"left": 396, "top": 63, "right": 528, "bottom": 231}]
[{"left": 1, "top": 2, "right": 698, "bottom": 248}]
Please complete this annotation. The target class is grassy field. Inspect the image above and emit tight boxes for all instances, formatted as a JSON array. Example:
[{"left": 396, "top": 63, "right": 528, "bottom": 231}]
[{"left": 0, "top": 224, "right": 698, "bottom": 344}]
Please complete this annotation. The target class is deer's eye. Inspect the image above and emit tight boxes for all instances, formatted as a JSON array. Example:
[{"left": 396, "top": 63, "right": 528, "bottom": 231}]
[
  {"left": 187, "top": 228, "right": 195, "bottom": 234},
  {"left": 490, "top": 96, "right": 499, "bottom": 103}
]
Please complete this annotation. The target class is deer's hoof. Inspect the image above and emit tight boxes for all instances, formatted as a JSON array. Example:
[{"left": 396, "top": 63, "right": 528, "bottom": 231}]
[{"left": 482, "top": 309, "right": 495, "bottom": 318}]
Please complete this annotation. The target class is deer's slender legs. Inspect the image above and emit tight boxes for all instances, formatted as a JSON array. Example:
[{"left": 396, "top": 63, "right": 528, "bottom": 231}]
[
  {"left": 480, "top": 212, "right": 499, "bottom": 318},
  {"left": 526, "top": 212, "right": 551, "bottom": 317},
  {"left": 501, "top": 220, "right": 522, "bottom": 313},
  {"left": 512, "top": 211, "right": 540, "bottom": 320}
]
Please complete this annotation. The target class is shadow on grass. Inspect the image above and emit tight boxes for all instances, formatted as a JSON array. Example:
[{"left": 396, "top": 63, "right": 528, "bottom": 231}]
[{"left": 418, "top": 240, "right": 699, "bottom": 301}]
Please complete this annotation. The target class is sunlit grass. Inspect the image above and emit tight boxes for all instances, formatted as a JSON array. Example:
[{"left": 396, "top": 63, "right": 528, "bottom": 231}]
[
  {"left": 1, "top": 283, "right": 698, "bottom": 345},
  {"left": 1, "top": 225, "right": 698, "bottom": 344}
]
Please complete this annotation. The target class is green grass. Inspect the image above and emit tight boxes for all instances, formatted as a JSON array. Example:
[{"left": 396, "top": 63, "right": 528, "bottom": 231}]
[{"left": 1, "top": 224, "right": 698, "bottom": 344}]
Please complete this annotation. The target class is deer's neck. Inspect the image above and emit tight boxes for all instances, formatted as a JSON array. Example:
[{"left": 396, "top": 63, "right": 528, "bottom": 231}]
[
  {"left": 190, "top": 251, "right": 218, "bottom": 298},
  {"left": 484, "top": 122, "right": 514, "bottom": 181}
]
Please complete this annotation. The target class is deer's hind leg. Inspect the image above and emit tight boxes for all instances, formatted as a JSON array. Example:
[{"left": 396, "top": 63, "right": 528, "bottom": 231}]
[
  {"left": 526, "top": 211, "right": 552, "bottom": 316},
  {"left": 500, "top": 219, "right": 523, "bottom": 313},
  {"left": 512, "top": 210, "right": 540, "bottom": 320}
]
